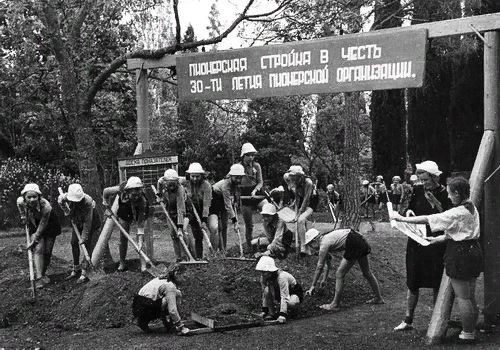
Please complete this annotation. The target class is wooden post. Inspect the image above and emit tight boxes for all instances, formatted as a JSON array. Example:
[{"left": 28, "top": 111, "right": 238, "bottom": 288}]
[
  {"left": 426, "top": 32, "right": 500, "bottom": 343},
  {"left": 136, "top": 69, "right": 150, "bottom": 152},
  {"left": 483, "top": 30, "right": 500, "bottom": 325},
  {"left": 136, "top": 68, "right": 154, "bottom": 260}
]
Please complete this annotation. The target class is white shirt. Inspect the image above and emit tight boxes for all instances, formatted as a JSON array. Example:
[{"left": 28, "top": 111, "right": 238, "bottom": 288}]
[
  {"left": 427, "top": 204, "right": 480, "bottom": 241},
  {"left": 138, "top": 278, "right": 177, "bottom": 301}
]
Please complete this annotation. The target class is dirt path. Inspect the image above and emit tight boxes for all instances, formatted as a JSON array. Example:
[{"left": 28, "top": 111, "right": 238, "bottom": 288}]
[
  {"left": 1, "top": 220, "right": 499, "bottom": 349},
  {"left": 8, "top": 290, "right": 499, "bottom": 350}
]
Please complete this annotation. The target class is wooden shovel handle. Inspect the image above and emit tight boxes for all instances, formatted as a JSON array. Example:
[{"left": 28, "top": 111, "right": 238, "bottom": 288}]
[{"left": 108, "top": 213, "right": 155, "bottom": 267}]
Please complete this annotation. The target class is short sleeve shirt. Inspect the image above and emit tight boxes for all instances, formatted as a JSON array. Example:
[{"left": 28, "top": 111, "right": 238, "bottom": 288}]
[{"left": 427, "top": 205, "right": 480, "bottom": 241}]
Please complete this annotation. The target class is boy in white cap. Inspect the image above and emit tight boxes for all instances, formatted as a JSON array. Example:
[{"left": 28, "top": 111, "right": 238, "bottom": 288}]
[
  {"left": 360, "top": 180, "right": 376, "bottom": 218},
  {"left": 287, "top": 165, "right": 319, "bottom": 255},
  {"left": 304, "top": 228, "right": 384, "bottom": 310},
  {"left": 103, "top": 176, "right": 151, "bottom": 272},
  {"left": 58, "top": 184, "right": 101, "bottom": 283},
  {"left": 132, "top": 264, "right": 190, "bottom": 335},
  {"left": 393, "top": 160, "right": 452, "bottom": 331},
  {"left": 17, "top": 184, "right": 62, "bottom": 288},
  {"left": 256, "top": 256, "right": 303, "bottom": 323},
  {"left": 238, "top": 142, "right": 268, "bottom": 250},
  {"left": 254, "top": 203, "right": 294, "bottom": 260},
  {"left": 390, "top": 176, "right": 404, "bottom": 214},
  {"left": 326, "top": 183, "right": 341, "bottom": 220},
  {"left": 181, "top": 163, "right": 213, "bottom": 259},
  {"left": 157, "top": 169, "right": 188, "bottom": 262},
  {"left": 211, "top": 164, "right": 244, "bottom": 251}
]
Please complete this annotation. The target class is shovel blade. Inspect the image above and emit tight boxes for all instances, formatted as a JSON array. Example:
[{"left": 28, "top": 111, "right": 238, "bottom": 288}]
[{"left": 147, "top": 264, "right": 170, "bottom": 278}]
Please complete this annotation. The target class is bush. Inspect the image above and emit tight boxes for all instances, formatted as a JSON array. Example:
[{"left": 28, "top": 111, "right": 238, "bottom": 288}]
[{"left": 0, "top": 158, "right": 78, "bottom": 229}]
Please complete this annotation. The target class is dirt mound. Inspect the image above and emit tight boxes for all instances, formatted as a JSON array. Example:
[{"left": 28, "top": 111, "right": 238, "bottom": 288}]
[{"left": 0, "top": 234, "right": 406, "bottom": 332}]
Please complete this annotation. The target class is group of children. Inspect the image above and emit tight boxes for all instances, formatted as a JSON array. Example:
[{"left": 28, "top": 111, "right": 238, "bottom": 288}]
[
  {"left": 17, "top": 142, "right": 387, "bottom": 335},
  {"left": 360, "top": 174, "right": 420, "bottom": 220}
]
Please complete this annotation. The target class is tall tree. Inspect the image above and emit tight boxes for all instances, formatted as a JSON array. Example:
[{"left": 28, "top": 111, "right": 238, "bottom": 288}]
[
  {"left": 5, "top": 0, "right": 293, "bottom": 204},
  {"left": 245, "top": 96, "right": 304, "bottom": 187},
  {"left": 407, "top": 0, "right": 461, "bottom": 173},
  {"left": 370, "top": 0, "right": 406, "bottom": 181}
]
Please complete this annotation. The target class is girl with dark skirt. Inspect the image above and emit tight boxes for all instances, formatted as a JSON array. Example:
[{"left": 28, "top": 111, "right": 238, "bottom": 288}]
[
  {"left": 392, "top": 176, "right": 482, "bottom": 343},
  {"left": 393, "top": 160, "right": 452, "bottom": 332},
  {"left": 17, "top": 184, "right": 62, "bottom": 288}
]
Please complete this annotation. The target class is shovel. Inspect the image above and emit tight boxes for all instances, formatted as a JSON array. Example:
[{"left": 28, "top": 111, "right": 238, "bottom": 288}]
[
  {"left": 151, "top": 185, "right": 207, "bottom": 265},
  {"left": 294, "top": 202, "right": 300, "bottom": 261},
  {"left": 105, "top": 210, "right": 169, "bottom": 277},
  {"left": 25, "top": 224, "right": 37, "bottom": 301},
  {"left": 187, "top": 196, "right": 216, "bottom": 258},
  {"left": 328, "top": 201, "right": 337, "bottom": 223},
  {"left": 227, "top": 203, "right": 255, "bottom": 262},
  {"left": 57, "top": 188, "right": 94, "bottom": 270}
]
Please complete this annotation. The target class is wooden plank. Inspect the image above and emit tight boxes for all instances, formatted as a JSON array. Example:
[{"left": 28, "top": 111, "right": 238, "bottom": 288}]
[
  {"left": 127, "top": 55, "right": 176, "bottom": 70},
  {"left": 187, "top": 327, "right": 215, "bottom": 335},
  {"left": 414, "top": 12, "right": 500, "bottom": 38},
  {"left": 177, "top": 29, "right": 428, "bottom": 101},
  {"left": 191, "top": 312, "right": 215, "bottom": 329}
]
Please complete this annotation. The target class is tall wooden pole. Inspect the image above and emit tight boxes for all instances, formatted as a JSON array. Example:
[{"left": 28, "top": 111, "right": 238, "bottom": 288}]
[
  {"left": 426, "top": 31, "right": 500, "bottom": 344},
  {"left": 136, "top": 69, "right": 151, "bottom": 152},
  {"left": 426, "top": 131, "right": 494, "bottom": 344},
  {"left": 483, "top": 30, "right": 500, "bottom": 325},
  {"left": 136, "top": 68, "right": 154, "bottom": 260}
]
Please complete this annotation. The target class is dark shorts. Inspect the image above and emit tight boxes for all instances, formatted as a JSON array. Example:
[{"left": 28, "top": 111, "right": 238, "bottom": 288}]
[
  {"left": 309, "top": 194, "right": 319, "bottom": 211},
  {"left": 29, "top": 210, "right": 62, "bottom": 238},
  {"left": 117, "top": 198, "right": 150, "bottom": 223},
  {"left": 378, "top": 194, "right": 388, "bottom": 204},
  {"left": 343, "top": 230, "right": 371, "bottom": 261},
  {"left": 444, "top": 239, "right": 483, "bottom": 280},
  {"left": 391, "top": 194, "right": 402, "bottom": 204},
  {"left": 210, "top": 191, "right": 225, "bottom": 215},
  {"left": 132, "top": 294, "right": 163, "bottom": 322},
  {"left": 361, "top": 195, "right": 375, "bottom": 205}
]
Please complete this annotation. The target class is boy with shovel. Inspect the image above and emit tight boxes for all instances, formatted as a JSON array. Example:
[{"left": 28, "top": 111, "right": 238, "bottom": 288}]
[
  {"left": 211, "top": 164, "right": 244, "bottom": 252},
  {"left": 254, "top": 203, "right": 294, "bottom": 260},
  {"left": 180, "top": 163, "right": 214, "bottom": 259},
  {"left": 17, "top": 184, "right": 62, "bottom": 289},
  {"left": 58, "top": 184, "right": 101, "bottom": 283},
  {"left": 238, "top": 143, "right": 268, "bottom": 251},
  {"left": 157, "top": 169, "right": 191, "bottom": 262},
  {"left": 103, "top": 176, "right": 150, "bottom": 272}
]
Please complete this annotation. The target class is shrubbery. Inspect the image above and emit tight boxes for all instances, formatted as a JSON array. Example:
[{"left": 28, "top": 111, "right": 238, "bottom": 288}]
[{"left": 0, "top": 158, "right": 78, "bottom": 229}]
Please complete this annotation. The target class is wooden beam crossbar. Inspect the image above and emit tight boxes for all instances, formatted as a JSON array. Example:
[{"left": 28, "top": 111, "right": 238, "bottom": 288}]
[{"left": 126, "top": 13, "right": 500, "bottom": 70}]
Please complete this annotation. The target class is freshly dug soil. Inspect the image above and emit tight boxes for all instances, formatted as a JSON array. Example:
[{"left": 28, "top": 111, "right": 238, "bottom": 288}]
[{"left": 0, "top": 235, "right": 405, "bottom": 333}]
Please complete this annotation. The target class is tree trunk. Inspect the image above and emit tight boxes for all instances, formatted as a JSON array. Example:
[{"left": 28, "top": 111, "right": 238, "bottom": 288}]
[
  {"left": 371, "top": 0, "right": 406, "bottom": 180},
  {"left": 41, "top": 1, "right": 113, "bottom": 267},
  {"left": 407, "top": 0, "right": 461, "bottom": 172},
  {"left": 339, "top": 92, "right": 361, "bottom": 230}
]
